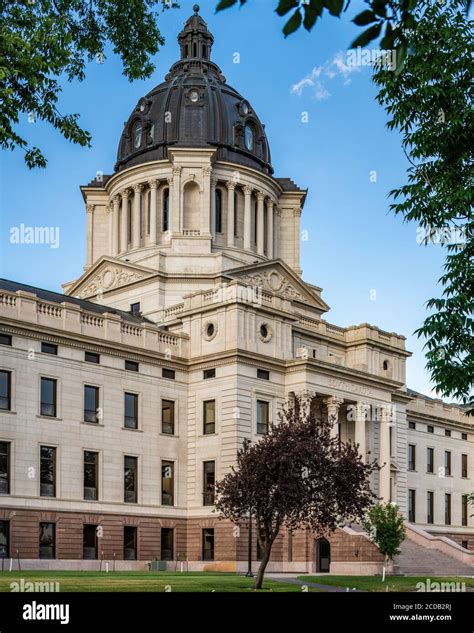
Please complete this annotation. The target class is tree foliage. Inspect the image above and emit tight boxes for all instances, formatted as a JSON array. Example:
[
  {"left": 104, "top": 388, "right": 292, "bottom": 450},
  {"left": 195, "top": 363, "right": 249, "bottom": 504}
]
[
  {"left": 364, "top": 503, "right": 406, "bottom": 562},
  {"left": 215, "top": 396, "right": 378, "bottom": 589},
  {"left": 0, "top": 0, "right": 177, "bottom": 168}
]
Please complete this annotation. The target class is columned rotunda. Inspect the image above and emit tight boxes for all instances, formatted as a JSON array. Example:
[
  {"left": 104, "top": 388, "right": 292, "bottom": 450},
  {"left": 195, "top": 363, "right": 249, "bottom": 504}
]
[{"left": 0, "top": 6, "right": 472, "bottom": 574}]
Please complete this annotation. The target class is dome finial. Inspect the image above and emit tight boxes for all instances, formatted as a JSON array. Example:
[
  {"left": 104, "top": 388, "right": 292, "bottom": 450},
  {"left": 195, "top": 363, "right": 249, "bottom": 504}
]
[{"left": 193, "top": 4, "right": 200, "bottom": 13}]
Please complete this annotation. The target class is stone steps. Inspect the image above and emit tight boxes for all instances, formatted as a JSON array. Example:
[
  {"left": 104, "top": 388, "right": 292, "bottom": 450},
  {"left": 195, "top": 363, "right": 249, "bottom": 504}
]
[{"left": 395, "top": 538, "right": 474, "bottom": 576}]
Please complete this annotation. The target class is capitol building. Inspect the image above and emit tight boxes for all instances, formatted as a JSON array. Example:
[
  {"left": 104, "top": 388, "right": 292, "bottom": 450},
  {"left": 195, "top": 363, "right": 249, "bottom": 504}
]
[{"left": 0, "top": 6, "right": 472, "bottom": 574}]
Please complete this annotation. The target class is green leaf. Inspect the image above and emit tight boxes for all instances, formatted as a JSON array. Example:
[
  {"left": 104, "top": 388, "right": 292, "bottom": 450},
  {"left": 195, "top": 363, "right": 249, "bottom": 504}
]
[
  {"left": 350, "top": 22, "right": 382, "bottom": 48},
  {"left": 370, "top": 0, "right": 388, "bottom": 17},
  {"left": 352, "top": 10, "right": 377, "bottom": 26},
  {"left": 325, "top": 0, "right": 344, "bottom": 17},
  {"left": 276, "top": 0, "right": 300, "bottom": 16},
  {"left": 283, "top": 8, "right": 303, "bottom": 36},
  {"left": 216, "top": 0, "right": 239, "bottom": 10},
  {"left": 303, "top": 0, "right": 324, "bottom": 31},
  {"left": 394, "top": 41, "right": 408, "bottom": 75},
  {"left": 380, "top": 22, "right": 395, "bottom": 49}
]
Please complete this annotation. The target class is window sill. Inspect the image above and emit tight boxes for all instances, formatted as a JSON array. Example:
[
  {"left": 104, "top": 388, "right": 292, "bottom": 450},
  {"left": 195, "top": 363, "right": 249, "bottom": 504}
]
[
  {"left": 122, "top": 427, "right": 142, "bottom": 433},
  {"left": 37, "top": 415, "right": 62, "bottom": 421},
  {"left": 0, "top": 410, "right": 16, "bottom": 415},
  {"left": 81, "top": 421, "right": 103, "bottom": 427},
  {"left": 160, "top": 432, "right": 178, "bottom": 438}
]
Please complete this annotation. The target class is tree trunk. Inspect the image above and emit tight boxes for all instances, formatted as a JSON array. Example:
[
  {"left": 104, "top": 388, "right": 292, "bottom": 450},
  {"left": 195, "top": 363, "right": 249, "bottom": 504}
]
[{"left": 255, "top": 543, "right": 273, "bottom": 590}]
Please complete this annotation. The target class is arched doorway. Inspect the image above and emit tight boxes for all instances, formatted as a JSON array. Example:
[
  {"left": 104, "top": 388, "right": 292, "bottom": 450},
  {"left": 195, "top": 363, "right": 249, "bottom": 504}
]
[{"left": 315, "top": 538, "right": 331, "bottom": 573}]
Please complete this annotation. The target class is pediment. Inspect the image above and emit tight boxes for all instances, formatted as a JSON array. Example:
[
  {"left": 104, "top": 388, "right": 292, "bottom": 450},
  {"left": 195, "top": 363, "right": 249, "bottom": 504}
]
[
  {"left": 64, "top": 257, "right": 156, "bottom": 300},
  {"left": 225, "top": 260, "right": 329, "bottom": 314}
]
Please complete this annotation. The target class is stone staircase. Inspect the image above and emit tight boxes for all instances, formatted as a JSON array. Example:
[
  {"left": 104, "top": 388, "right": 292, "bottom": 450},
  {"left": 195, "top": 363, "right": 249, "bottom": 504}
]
[{"left": 395, "top": 532, "right": 474, "bottom": 577}]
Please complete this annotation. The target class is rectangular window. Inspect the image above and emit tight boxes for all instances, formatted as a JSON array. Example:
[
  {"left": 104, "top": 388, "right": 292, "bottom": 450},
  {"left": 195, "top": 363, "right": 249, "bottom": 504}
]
[
  {"left": 427, "top": 491, "right": 434, "bottom": 525},
  {"left": 40, "top": 377, "right": 57, "bottom": 417},
  {"left": 130, "top": 303, "right": 141, "bottom": 316},
  {"left": 40, "top": 446, "right": 56, "bottom": 498},
  {"left": 203, "top": 369, "right": 216, "bottom": 380},
  {"left": 125, "top": 360, "right": 139, "bottom": 372},
  {"left": 257, "top": 369, "right": 270, "bottom": 380},
  {"left": 162, "top": 368, "right": 175, "bottom": 380},
  {"left": 0, "top": 371, "right": 11, "bottom": 411},
  {"left": 161, "top": 528, "right": 174, "bottom": 561},
  {"left": 161, "top": 461, "right": 174, "bottom": 506},
  {"left": 288, "top": 531, "right": 293, "bottom": 562},
  {"left": 203, "top": 461, "right": 215, "bottom": 506},
  {"left": 202, "top": 528, "right": 214, "bottom": 561},
  {"left": 124, "top": 526, "right": 137, "bottom": 560},
  {"left": 461, "top": 454, "right": 468, "bottom": 478},
  {"left": 257, "top": 400, "right": 270, "bottom": 435},
  {"left": 0, "top": 520, "right": 9, "bottom": 558},
  {"left": 84, "top": 385, "right": 100, "bottom": 423},
  {"left": 462, "top": 495, "right": 468, "bottom": 527},
  {"left": 83, "top": 524, "right": 98, "bottom": 560},
  {"left": 0, "top": 442, "right": 10, "bottom": 495},
  {"left": 124, "top": 456, "right": 138, "bottom": 503},
  {"left": 389, "top": 427, "right": 393, "bottom": 457},
  {"left": 41, "top": 342, "right": 57, "bottom": 355},
  {"left": 445, "top": 429, "right": 451, "bottom": 437},
  {"left": 461, "top": 432, "right": 467, "bottom": 441},
  {"left": 161, "top": 400, "right": 175, "bottom": 435},
  {"left": 427, "top": 425, "right": 434, "bottom": 434},
  {"left": 203, "top": 400, "right": 215, "bottom": 435},
  {"left": 0, "top": 334, "right": 12, "bottom": 346},
  {"left": 408, "top": 489, "right": 416, "bottom": 523},
  {"left": 85, "top": 352, "right": 100, "bottom": 364},
  {"left": 408, "top": 444, "right": 416, "bottom": 471},
  {"left": 124, "top": 393, "right": 138, "bottom": 429},
  {"left": 444, "top": 451, "right": 451, "bottom": 476},
  {"left": 39, "top": 522, "right": 55, "bottom": 559},
  {"left": 445, "top": 493, "right": 451, "bottom": 525},
  {"left": 408, "top": 421, "right": 416, "bottom": 430},
  {"left": 427, "top": 447, "right": 434, "bottom": 474},
  {"left": 84, "top": 451, "right": 99, "bottom": 501}
]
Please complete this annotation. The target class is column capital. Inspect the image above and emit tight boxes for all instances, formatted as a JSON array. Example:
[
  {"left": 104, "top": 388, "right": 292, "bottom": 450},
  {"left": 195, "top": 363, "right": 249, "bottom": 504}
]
[
  {"left": 226, "top": 180, "right": 236, "bottom": 191},
  {"left": 112, "top": 195, "right": 121, "bottom": 206},
  {"left": 105, "top": 203, "right": 112, "bottom": 215},
  {"left": 323, "top": 395, "right": 344, "bottom": 409},
  {"left": 172, "top": 166, "right": 182, "bottom": 177},
  {"left": 148, "top": 180, "right": 159, "bottom": 190},
  {"left": 202, "top": 166, "right": 212, "bottom": 177},
  {"left": 275, "top": 207, "right": 281, "bottom": 217},
  {"left": 86, "top": 203, "right": 95, "bottom": 214},
  {"left": 355, "top": 401, "right": 370, "bottom": 420},
  {"left": 210, "top": 176, "right": 218, "bottom": 188},
  {"left": 167, "top": 176, "right": 174, "bottom": 186},
  {"left": 380, "top": 404, "right": 395, "bottom": 423},
  {"left": 243, "top": 184, "right": 253, "bottom": 195},
  {"left": 121, "top": 188, "right": 130, "bottom": 200},
  {"left": 133, "top": 183, "right": 143, "bottom": 194},
  {"left": 293, "top": 207, "right": 302, "bottom": 217},
  {"left": 267, "top": 199, "right": 275, "bottom": 210},
  {"left": 256, "top": 191, "right": 265, "bottom": 202}
]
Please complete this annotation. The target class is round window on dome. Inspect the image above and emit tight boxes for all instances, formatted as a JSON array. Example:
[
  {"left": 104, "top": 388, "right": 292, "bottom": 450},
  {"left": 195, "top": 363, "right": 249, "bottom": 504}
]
[
  {"left": 133, "top": 122, "right": 142, "bottom": 149},
  {"left": 189, "top": 90, "right": 199, "bottom": 103},
  {"left": 242, "top": 101, "right": 249, "bottom": 115},
  {"left": 244, "top": 125, "right": 254, "bottom": 151}
]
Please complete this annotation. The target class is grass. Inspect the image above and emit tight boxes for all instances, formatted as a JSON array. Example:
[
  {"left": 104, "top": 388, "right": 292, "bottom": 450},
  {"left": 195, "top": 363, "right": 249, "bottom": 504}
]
[
  {"left": 0, "top": 571, "right": 313, "bottom": 593},
  {"left": 297, "top": 575, "right": 474, "bottom": 592}
]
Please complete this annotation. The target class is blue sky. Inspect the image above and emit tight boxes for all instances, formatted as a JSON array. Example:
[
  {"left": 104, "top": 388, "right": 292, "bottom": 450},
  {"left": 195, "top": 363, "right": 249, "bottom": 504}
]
[{"left": 0, "top": 0, "right": 447, "bottom": 397}]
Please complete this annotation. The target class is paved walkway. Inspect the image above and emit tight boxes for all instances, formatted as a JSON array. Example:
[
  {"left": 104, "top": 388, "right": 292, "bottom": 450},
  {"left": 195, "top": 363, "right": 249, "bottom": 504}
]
[{"left": 267, "top": 574, "right": 361, "bottom": 592}]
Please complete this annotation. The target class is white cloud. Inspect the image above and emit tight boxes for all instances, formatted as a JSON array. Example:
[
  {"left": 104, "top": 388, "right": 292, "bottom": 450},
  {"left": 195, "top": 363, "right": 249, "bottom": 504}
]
[{"left": 290, "top": 51, "right": 361, "bottom": 99}]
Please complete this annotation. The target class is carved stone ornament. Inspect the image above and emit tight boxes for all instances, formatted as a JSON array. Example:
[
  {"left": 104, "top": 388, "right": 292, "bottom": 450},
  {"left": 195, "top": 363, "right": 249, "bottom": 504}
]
[
  {"left": 78, "top": 266, "right": 147, "bottom": 299},
  {"left": 238, "top": 270, "right": 305, "bottom": 301}
]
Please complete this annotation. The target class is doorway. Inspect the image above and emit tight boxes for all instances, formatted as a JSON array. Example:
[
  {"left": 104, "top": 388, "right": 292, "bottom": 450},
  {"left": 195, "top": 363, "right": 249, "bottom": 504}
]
[{"left": 315, "top": 537, "right": 331, "bottom": 573}]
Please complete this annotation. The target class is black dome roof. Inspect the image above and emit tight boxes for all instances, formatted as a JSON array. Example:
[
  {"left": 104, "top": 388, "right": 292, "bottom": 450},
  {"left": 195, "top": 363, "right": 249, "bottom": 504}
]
[{"left": 115, "top": 5, "right": 272, "bottom": 175}]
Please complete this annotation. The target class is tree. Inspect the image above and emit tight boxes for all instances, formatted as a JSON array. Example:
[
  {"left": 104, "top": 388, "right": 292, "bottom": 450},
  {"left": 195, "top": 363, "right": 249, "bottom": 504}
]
[
  {"left": 0, "top": 0, "right": 177, "bottom": 168},
  {"left": 215, "top": 396, "right": 378, "bottom": 589},
  {"left": 364, "top": 503, "right": 406, "bottom": 565}
]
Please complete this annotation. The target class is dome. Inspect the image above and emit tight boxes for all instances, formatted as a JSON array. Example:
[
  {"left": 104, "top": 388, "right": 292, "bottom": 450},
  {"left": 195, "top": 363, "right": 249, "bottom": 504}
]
[{"left": 115, "top": 5, "right": 272, "bottom": 175}]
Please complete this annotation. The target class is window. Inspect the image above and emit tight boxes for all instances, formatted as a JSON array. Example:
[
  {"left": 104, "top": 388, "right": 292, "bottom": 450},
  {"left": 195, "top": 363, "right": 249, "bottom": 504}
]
[
  {"left": 203, "top": 400, "right": 215, "bottom": 435},
  {"left": 288, "top": 531, "right": 293, "bottom": 562},
  {"left": 445, "top": 429, "right": 451, "bottom": 437},
  {"left": 408, "top": 421, "right": 416, "bottom": 430},
  {"left": 85, "top": 352, "right": 100, "bottom": 364},
  {"left": 163, "top": 188, "right": 169, "bottom": 232},
  {"left": 427, "top": 491, "right": 434, "bottom": 524},
  {"left": 444, "top": 451, "right": 451, "bottom": 476},
  {"left": 427, "top": 425, "right": 434, "bottom": 434},
  {"left": 133, "top": 121, "right": 142, "bottom": 149},
  {"left": 41, "top": 342, "right": 57, "bottom": 355},
  {"left": 427, "top": 447, "right": 434, "bottom": 474},
  {"left": 125, "top": 360, "right": 139, "bottom": 372},
  {"left": 445, "top": 494, "right": 451, "bottom": 525},
  {"left": 203, "top": 461, "right": 215, "bottom": 506},
  {"left": 408, "top": 444, "right": 416, "bottom": 471},
  {"left": 215, "top": 189, "right": 223, "bottom": 233},
  {"left": 257, "top": 369, "right": 270, "bottom": 380},
  {"left": 0, "top": 334, "right": 11, "bottom": 346},
  {"left": 462, "top": 540, "right": 469, "bottom": 549},
  {"left": 389, "top": 427, "right": 393, "bottom": 457},
  {"left": 0, "top": 442, "right": 10, "bottom": 494},
  {"left": 161, "top": 461, "right": 174, "bottom": 506},
  {"left": 202, "top": 528, "right": 214, "bottom": 561},
  {"left": 84, "top": 451, "right": 99, "bottom": 501},
  {"left": 462, "top": 495, "right": 468, "bottom": 527},
  {"left": 161, "top": 528, "right": 174, "bottom": 561},
  {"left": 382, "top": 360, "right": 390, "bottom": 371},
  {"left": 130, "top": 303, "right": 141, "bottom": 316},
  {"left": 408, "top": 489, "right": 416, "bottom": 523},
  {"left": 257, "top": 400, "right": 270, "bottom": 435},
  {"left": 40, "top": 446, "right": 56, "bottom": 497},
  {"left": 83, "top": 525, "right": 98, "bottom": 560},
  {"left": 124, "top": 456, "right": 138, "bottom": 503},
  {"left": 39, "top": 523, "right": 55, "bottom": 559},
  {"left": 84, "top": 385, "right": 100, "bottom": 423},
  {"left": 40, "top": 377, "right": 57, "bottom": 417},
  {"left": 0, "top": 521, "right": 9, "bottom": 558},
  {"left": 124, "top": 393, "right": 138, "bottom": 429},
  {"left": 462, "top": 432, "right": 467, "bottom": 441},
  {"left": 162, "top": 400, "right": 175, "bottom": 435},
  {"left": 461, "top": 454, "right": 468, "bottom": 478},
  {"left": 162, "top": 368, "right": 175, "bottom": 380},
  {"left": 203, "top": 369, "right": 216, "bottom": 380},
  {"left": 124, "top": 526, "right": 137, "bottom": 560},
  {"left": 0, "top": 371, "right": 11, "bottom": 411}
]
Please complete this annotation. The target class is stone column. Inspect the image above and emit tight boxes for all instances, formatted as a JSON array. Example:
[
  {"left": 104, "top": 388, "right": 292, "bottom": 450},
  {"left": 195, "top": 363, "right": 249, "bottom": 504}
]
[
  {"left": 256, "top": 192, "right": 265, "bottom": 255},
  {"left": 201, "top": 167, "right": 212, "bottom": 236},
  {"left": 85, "top": 204, "right": 94, "bottom": 268},
  {"left": 210, "top": 177, "right": 217, "bottom": 237},
  {"left": 120, "top": 189, "right": 129, "bottom": 252},
  {"left": 267, "top": 200, "right": 274, "bottom": 259},
  {"left": 355, "top": 402, "right": 369, "bottom": 461},
  {"left": 132, "top": 184, "right": 143, "bottom": 249},
  {"left": 294, "top": 207, "right": 302, "bottom": 275},
  {"left": 243, "top": 185, "right": 253, "bottom": 251},
  {"left": 226, "top": 181, "right": 236, "bottom": 246},
  {"left": 112, "top": 195, "right": 120, "bottom": 256},
  {"left": 172, "top": 166, "right": 182, "bottom": 234},
  {"left": 379, "top": 405, "right": 393, "bottom": 502},
  {"left": 323, "top": 396, "right": 344, "bottom": 440},
  {"left": 274, "top": 208, "right": 281, "bottom": 259},
  {"left": 148, "top": 180, "right": 158, "bottom": 246},
  {"left": 166, "top": 176, "right": 174, "bottom": 238}
]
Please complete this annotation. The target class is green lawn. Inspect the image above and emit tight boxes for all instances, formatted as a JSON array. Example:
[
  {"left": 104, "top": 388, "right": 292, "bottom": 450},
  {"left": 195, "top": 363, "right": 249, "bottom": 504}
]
[
  {"left": 298, "top": 575, "right": 474, "bottom": 592},
  {"left": 0, "top": 571, "right": 311, "bottom": 593}
]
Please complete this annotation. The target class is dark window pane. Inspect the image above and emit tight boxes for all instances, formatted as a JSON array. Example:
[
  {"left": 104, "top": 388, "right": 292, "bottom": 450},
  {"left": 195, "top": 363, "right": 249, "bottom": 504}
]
[
  {"left": 427, "top": 425, "right": 434, "bottom": 433},
  {"left": 203, "top": 400, "right": 215, "bottom": 435},
  {"left": 427, "top": 492, "right": 434, "bottom": 524},
  {"left": 203, "top": 369, "right": 216, "bottom": 380},
  {"left": 162, "top": 400, "right": 175, "bottom": 435},
  {"left": 427, "top": 448, "right": 434, "bottom": 473},
  {"left": 462, "top": 454, "right": 468, "bottom": 478},
  {"left": 162, "top": 368, "right": 175, "bottom": 380},
  {"left": 257, "top": 369, "right": 270, "bottom": 380},
  {"left": 161, "top": 528, "right": 174, "bottom": 561},
  {"left": 125, "top": 360, "right": 139, "bottom": 372},
  {"left": 462, "top": 495, "right": 468, "bottom": 527},
  {"left": 0, "top": 442, "right": 10, "bottom": 495},
  {"left": 85, "top": 352, "right": 100, "bottom": 364},
  {"left": 162, "top": 461, "right": 174, "bottom": 506},
  {"left": 39, "top": 523, "right": 55, "bottom": 559},
  {"left": 124, "top": 526, "right": 137, "bottom": 560},
  {"left": 124, "top": 393, "right": 138, "bottom": 429},
  {"left": 257, "top": 400, "right": 269, "bottom": 435},
  {"left": 0, "top": 521, "right": 9, "bottom": 558},
  {"left": 0, "top": 335, "right": 12, "bottom": 346},
  {"left": 408, "top": 489, "right": 416, "bottom": 522},
  {"left": 130, "top": 303, "right": 141, "bottom": 316},
  {"left": 445, "top": 451, "right": 451, "bottom": 476},
  {"left": 83, "top": 525, "right": 98, "bottom": 560},
  {"left": 40, "top": 446, "right": 56, "bottom": 497},
  {"left": 124, "top": 456, "right": 138, "bottom": 503},
  {"left": 40, "top": 378, "right": 57, "bottom": 417},
  {"left": 84, "top": 451, "right": 98, "bottom": 500},
  {"left": 0, "top": 371, "right": 11, "bottom": 411},
  {"left": 41, "top": 343, "right": 57, "bottom": 355},
  {"left": 84, "top": 386, "right": 99, "bottom": 423},
  {"left": 445, "top": 494, "right": 451, "bottom": 525},
  {"left": 408, "top": 444, "right": 416, "bottom": 471},
  {"left": 163, "top": 188, "right": 169, "bottom": 232},
  {"left": 202, "top": 529, "right": 214, "bottom": 561},
  {"left": 203, "top": 461, "right": 215, "bottom": 506}
]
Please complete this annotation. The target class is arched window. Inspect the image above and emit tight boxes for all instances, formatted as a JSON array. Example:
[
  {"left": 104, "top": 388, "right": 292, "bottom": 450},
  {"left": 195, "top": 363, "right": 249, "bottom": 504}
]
[
  {"left": 132, "top": 121, "right": 142, "bottom": 150},
  {"left": 163, "top": 188, "right": 169, "bottom": 232},
  {"left": 185, "top": 44, "right": 189, "bottom": 58},
  {"left": 202, "top": 45, "right": 206, "bottom": 59},
  {"left": 215, "top": 189, "right": 223, "bottom": 234},
  {"left": 193, "top": 42, "right": 197, "bottom": 57},
  {"left": 234, "top": 190, "right": 238, "bottom": 237}
]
